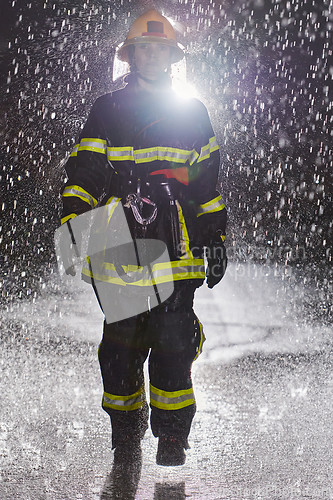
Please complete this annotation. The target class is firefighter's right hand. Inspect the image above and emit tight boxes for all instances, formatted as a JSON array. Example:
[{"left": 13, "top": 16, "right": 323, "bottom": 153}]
[{"left": 58, "top": 221, "right": 80, "bottom": 277}]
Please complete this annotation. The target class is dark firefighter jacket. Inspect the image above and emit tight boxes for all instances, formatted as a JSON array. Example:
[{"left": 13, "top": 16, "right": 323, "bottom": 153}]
[{"left": 61, "top": 75, "right": 227, "bottom": 289}]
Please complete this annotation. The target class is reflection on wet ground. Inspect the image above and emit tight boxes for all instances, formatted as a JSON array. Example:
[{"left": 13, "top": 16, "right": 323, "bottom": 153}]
[
  {"left": 153, "top": 482, "right": 186, "bottom": 499},
  {"left": 1, "top": 264, "right": 333, "bottom": 498},
  {"left": 100, "top": 469, "right": 186, "bottom": 500},
  {"left": 100, "top": 458, "right": 142, "bottom": 499},
  {"left": 100, "top": 462, "right": 186, "bottom": 500},
  {"left": 2, "top": 346, "right": 333, "bottom": 499}
]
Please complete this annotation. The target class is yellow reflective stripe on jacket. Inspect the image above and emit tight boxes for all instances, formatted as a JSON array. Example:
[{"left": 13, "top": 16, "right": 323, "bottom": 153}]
[
  {"left": 197, "top": 136, "right": 219, "bottom": 163},
  {"left": 71, "top": 141, "right": 201, "bottom": 166},
  {"left": 62, "top": 185, "right": 97, "bottom": 208},
  {"left": 188, "top": 149, "right": 199, "bottom": 165},
  {"left": 82, "top": 258, "right": 205, "bottom": 285},
  {"left": 105, "top": 146, "right": 199, "bottom": 165},
  {"left": 78, "top": 138, "right": 107, "bottom": 155},
  {"left": 150, "top": 260, "right": 205, "bottom": 283},
  {"left": 105, "top": 196, "right": 121, "bottom": 223},
  {"left": 70, "top": 144, "right": 79, "bottom": 157},
  {"left": 150, "top": 384, "right": 195, "bottom": 410},
  {"left": 102, "top": 385, "right": 146, "bottom": 411},
  {"left": 107, "top": 147, "right": 134, "bottom": 161},
  {"left": 197, "top": 195, "right": 225, "bottom": 217},
  {"left": 134, "top": 146, "right": 196, "bottom": 164},
  {"left": 82, "top": 258, "right": 147, "bottom": 285},
  {"left": 176, "top": 201, "right": 194, "bottom": 260},
  {"left": 61, "top": 213, "right": 77, "bottom": 225}
]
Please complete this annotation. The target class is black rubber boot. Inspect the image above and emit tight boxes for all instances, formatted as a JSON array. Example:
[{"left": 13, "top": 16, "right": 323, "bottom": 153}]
[
  {"left": 156, "top": 436, "right": 186, "bottom": 466},
  {"left": 109, "top": 403, "right": 149, "bottom": 449},
  {"left": 113, "top": 435, "right": 142, "bottom": 466}
]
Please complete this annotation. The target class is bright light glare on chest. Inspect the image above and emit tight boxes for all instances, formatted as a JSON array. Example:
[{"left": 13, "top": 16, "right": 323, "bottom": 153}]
[{"left": 172, "top": 77, "right": 199, "bottom": 100}]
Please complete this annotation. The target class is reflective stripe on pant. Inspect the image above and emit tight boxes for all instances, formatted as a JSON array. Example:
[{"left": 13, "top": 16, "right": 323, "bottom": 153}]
[
  {"left": 97, "top": 281, "right": 204, "bottom": 446},
  {"left": 102, "top": 384, "right": 146, "bottom": 411},
  {"left": 150, "top": 385, "right": 195, "bottom": 411},
  {"left": 98, "top": 338, "right": 149, "bottom": 448},
  {"left": 147, "top": 317, "right": 202, "bottom": 444}
]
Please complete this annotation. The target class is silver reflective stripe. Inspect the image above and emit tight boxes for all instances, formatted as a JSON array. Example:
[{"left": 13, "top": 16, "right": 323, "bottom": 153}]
[
  {"left": 197, "top": 136, "right": 219, "bottom": 162},
  {"left": 78, "top": 139, "right": 106, "bottom": 154},
  {"left": 62, "top": 186, "right": 97, "bottom": 208},
  {"left": 105, "top": 196, "right": 121, "bottom": 223},
  {"left": 92, "top": 264, "right": 150, "bottom": 283},
  {"left": 209, "top": 136, "right": 219, "bottom": 150},
  {"left": 82, "top": 261, "right": 153, "bottom": 285},
  {"left": 151, "top": 264, "right": 205, "bottom": 279},
  {"left": 107, "top": 148, "right": 134, "bottom": 160},
  {"left": 103, "top": 394, "right": 144, "bottom": 408},
  {"left": 150, "top": 385, "right": 195, "bottom": 410},
  {"left": 71, "top": 140, "right": 215, "bottom": 164},
  {"left": 197, "top": 195, "right": 225, "bottom": 217},
  {"left": 188, "top": 149, "right": 199, "bottom": 165},
  {"left": 103, "top": 146, "right": 200, "bottom": 165},
  {"left": 150, "top": 392, "right": 194, "bottom": 406},
  {"left": 102, "top": 385, "right": 146, "bottom": 411},
  {"left": 83, "top": 264, "right": 152, "bottom": 284},
  {"left": 82, "top": 260, "right": 205, "bottom": 285},
  {"left": 70, "top": 144, "right": 79, "bottom": 157},
  {"left": 134, "top": 147, "right": 190, "bottom": 163}
]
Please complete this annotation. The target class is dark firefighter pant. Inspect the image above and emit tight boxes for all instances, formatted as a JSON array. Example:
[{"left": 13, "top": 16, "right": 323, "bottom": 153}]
[{"left": 97, "top": 281, "right": 205, "bottom": 449}]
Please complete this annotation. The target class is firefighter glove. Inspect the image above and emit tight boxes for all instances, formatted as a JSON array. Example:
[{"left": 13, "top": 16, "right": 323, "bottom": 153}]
[{"left": 205, "top": 238, "right": 227, "bottom": 289}]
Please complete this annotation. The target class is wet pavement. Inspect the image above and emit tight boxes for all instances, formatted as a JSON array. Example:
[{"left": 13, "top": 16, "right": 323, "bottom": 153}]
[{"left": 1, "top": 263, "right": 333, "bottom": 499}]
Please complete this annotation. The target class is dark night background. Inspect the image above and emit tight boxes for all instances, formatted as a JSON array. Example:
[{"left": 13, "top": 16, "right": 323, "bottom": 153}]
[{"left": 0, "top": 0, "right": 332, "bottom": 305}]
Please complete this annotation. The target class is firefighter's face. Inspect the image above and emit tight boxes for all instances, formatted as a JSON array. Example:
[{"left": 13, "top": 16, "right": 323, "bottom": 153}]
[{"left": 134, "top": 43, "right": 171, "bottom": 80}]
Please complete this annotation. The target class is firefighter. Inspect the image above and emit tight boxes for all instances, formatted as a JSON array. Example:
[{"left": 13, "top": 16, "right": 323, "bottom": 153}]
[{"left": 60, "top": 9, "right": 227, "bottom": 466}]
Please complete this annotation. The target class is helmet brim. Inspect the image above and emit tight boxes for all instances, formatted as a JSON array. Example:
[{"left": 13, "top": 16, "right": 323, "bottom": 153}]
[{"left": 117, "top": 37, "right": 185, "bottom": 64}]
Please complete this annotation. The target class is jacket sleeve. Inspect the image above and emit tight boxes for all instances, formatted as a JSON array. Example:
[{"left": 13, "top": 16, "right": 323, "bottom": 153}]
[
  {"left": 187, "top": 99, "right": 227, "bottom": 245},
  {"left": 61, "top": 97, "right": 111, "bottom": 225}
]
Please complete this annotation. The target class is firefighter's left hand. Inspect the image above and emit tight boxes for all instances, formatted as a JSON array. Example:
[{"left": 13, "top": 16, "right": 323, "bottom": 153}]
[
  {"left": 205, "top": 239, "right": 227, "bottom": 289},
  {"left": 65, "top": 264, "right": 76, "bottom": 276}
]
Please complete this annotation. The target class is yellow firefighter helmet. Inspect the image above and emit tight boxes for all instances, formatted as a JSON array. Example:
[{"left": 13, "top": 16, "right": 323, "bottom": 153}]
[{"left": 117, "top": 10, "right": 185, "bottom": 64}]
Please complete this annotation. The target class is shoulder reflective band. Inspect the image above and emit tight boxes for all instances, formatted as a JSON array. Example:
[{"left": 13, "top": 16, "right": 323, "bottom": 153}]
[
  {"left": 70, "top": 144, "right": 79, "bottom": 157},
  {"left": 82, "top": 258, "right": 205, "bottom": 285},
  {"left": 197, "top": 195, "right": 225, "bottom": 217},
  {"left": 197, "top": 136, "right": 219, "bottom": 163},
  {"left": 70, "top": 138, "right": 107, "bottom": 157},
  {"left": 62, "top": 185, "right": 98, "bottom": 208},
  {"left": 61, "top": 213, "right": 77, "bottom": 225},
  {"left": 150, "top": 384, "right": 195, "bottom": 410},
  {"left": 102, "top": 385, "right": 146, "bottom": 411}
]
